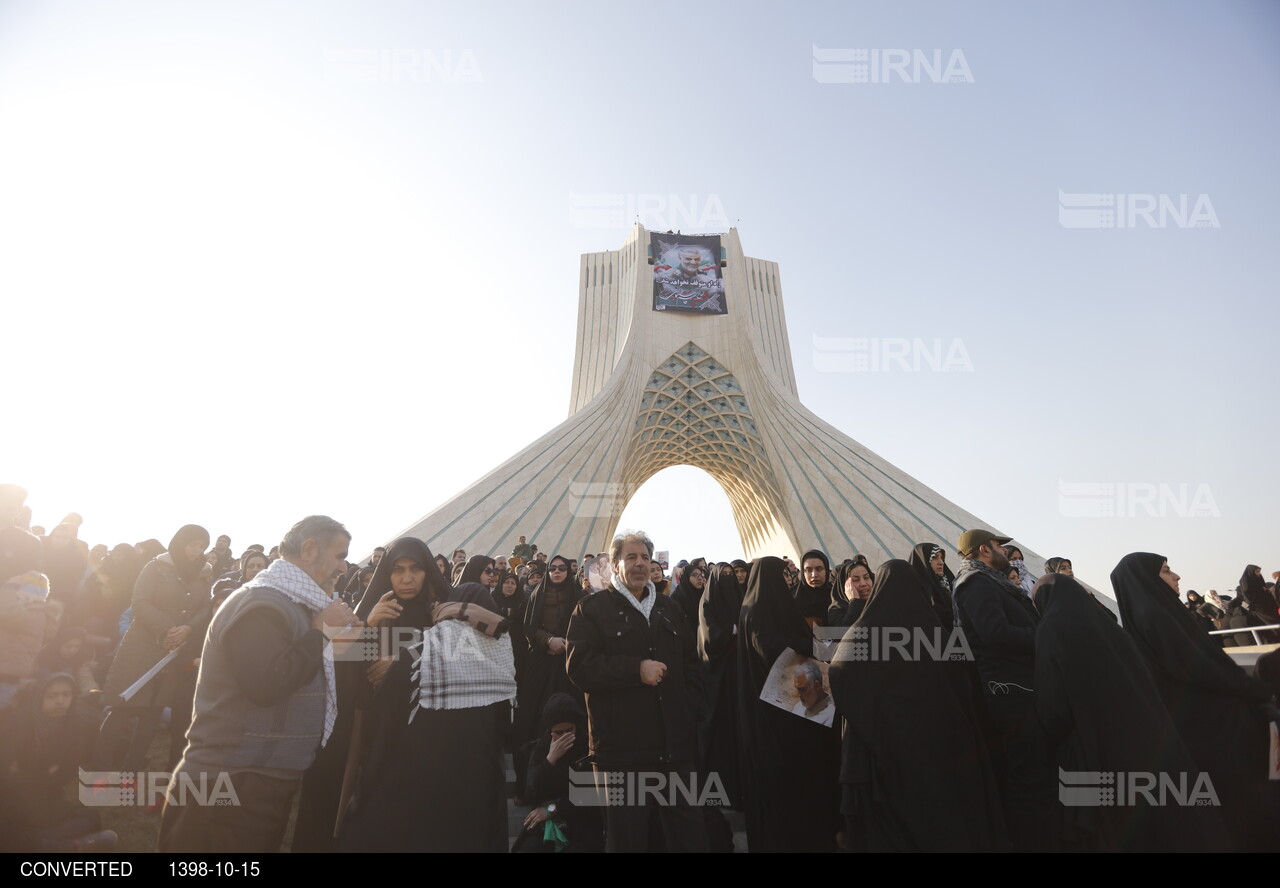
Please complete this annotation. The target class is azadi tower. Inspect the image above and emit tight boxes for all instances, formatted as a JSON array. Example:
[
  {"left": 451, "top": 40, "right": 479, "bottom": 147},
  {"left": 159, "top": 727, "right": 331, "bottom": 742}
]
[{"left": 397, "top": 225, "right": 1042, "bottom": 571}]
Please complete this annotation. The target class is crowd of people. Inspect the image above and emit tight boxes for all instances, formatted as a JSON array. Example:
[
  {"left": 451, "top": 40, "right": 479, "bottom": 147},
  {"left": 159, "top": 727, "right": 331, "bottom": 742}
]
[{"left": 2, "top": 479, "right": 1278, "bottom": 853}]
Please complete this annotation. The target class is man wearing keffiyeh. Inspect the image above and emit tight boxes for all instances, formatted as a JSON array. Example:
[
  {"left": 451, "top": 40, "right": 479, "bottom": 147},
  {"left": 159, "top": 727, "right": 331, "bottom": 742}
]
[{"left": 159, "top": 516, "right": 362, "bottom": 854}]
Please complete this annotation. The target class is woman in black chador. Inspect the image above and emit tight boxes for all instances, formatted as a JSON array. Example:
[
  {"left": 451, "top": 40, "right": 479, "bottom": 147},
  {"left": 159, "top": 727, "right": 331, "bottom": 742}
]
[
  {"left": 1033, "top": 572, "right": 1229, "bottom": 851},
  {"left": 736, "top": 556, "right": 840, "bottom": 852},
  {"left": 512, "top": 555, "right": 583, "bottom": 801},
  {"left": 1238, "top": 564, "right": 1280, "bottom": 643},
  {"left": 340, "top": 581, "right": 515, "bottom": 852},
  {"left": 697, "top": 563, "right": 744, "bottom": 810},
  {"left": 829, "top": 560, "right": 1005, "bottom": 852},
  {"left": 906, "top": 542, "right": 956, "bottom": 631},
  {"left": 1111, "top": 552, "right": 1277, "bottom": 852},
  {"left": 293, "top": 536, "right": 449, "bottom": 851}
]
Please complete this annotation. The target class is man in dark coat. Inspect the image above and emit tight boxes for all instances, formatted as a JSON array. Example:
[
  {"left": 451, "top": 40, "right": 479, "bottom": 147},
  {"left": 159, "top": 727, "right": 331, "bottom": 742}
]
[
  {"left": 565, "top": 531, "right": 707, "bottom": 852},
  {"left": 952, "top": 528, "right": 1053, "bottom": 852}
]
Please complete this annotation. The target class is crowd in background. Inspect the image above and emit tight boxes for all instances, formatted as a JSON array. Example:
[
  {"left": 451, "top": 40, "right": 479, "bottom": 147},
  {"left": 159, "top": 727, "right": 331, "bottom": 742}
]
[{"left": 2, "top": 480, "right": 1278, "bottom": 853}]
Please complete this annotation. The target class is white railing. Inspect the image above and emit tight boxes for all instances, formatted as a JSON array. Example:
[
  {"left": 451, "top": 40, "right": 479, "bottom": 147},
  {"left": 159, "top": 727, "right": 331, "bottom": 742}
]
[{"left": 1209, "top": 623, "right": 1280, "bottom": 646}]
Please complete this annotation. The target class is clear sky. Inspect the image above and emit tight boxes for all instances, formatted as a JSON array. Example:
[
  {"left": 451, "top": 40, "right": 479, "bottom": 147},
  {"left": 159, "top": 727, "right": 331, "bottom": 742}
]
[{"left": 2, "top": 0, "right": 1276, "bottom": 596}]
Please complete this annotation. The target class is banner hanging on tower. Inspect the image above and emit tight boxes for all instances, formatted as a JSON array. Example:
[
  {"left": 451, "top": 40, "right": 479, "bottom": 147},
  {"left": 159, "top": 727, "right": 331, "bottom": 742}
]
[{"left": 651, "top": 233, "right": 727, "bottom": 314}]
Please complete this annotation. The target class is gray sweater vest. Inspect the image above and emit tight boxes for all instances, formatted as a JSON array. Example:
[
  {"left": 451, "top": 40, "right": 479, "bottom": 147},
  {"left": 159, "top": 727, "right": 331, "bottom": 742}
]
[{"left": 181, "top": 586, "right": 325, "bottom": 774}]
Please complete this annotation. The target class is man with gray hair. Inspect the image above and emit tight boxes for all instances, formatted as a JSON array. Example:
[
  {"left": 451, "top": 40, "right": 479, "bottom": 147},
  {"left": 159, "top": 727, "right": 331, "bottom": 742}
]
[
  {"left": 159, "top": 516, "right": 361, "bottom": 853},
  {"left": 566, "top": 530, "right": 707, "bottom": 852}
]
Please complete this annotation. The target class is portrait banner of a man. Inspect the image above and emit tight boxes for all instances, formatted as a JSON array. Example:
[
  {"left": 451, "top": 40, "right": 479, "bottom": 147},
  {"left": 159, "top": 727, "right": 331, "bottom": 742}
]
[{"left": 651, "top": 232, "right": 727, "bottom": 314}]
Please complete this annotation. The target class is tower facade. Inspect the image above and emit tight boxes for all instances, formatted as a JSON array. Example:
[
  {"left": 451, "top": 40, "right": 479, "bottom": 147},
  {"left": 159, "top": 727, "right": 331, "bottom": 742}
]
[{"left": 396, "top": 226, "right": 1039, "bottom": 570}]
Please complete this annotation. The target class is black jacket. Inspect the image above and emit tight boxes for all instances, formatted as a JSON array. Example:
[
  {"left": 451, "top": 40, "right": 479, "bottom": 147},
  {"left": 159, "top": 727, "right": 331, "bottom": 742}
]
[
  {"left": 565, "top": 587, "right": 702, "bottom": 767},
  {"left": 953, "top": 570, "right": 1038, "bottom": 695}
]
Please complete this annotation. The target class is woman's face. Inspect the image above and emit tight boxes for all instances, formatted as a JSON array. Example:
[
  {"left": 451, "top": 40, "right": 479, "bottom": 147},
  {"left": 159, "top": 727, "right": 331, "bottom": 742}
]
[
  {"left": 244, "top": 556, "right": 268, "bottom": 582},
  {"left": 1008, "top": 548, "right": 1023, "bottom": 562},
  {"left": 48, "top": 527, "right": 73, "bottom": 549},
  {"left": 548, "top": 560, "right": 571, "bottom": 582},
  {"left": 502, "top": 576, "right": 518, "bottom": 596},
  {"left": 435, "top": 555, "right": 449, "bottom": 573},
  {"left": 42, "top": 680, "right": 75, "bottom": 718},
  {"left": 846, "top": 566, "right": 873, "bottom": 600},
  {"left": 391, "top": 557, "right": 427, "bottom": 599},
  {"left": 1008, "top": 568, "right": 1021, "bottom": 584},
  {"left": 1159, "top": 561, "right": 1181, "bottom": 594},
  {"left": 686, "top": 569, "right": 705, "bottom": 589},
  {"left": 930, "top": 550, "right": 945, "bottom": 576},
  {"left": 59, "top": 637, "right": 83, "bottom": 660},
  {"left": 1059, "top": 561, "right": 1074, "bottom": 578},
  {"left": 183, "top": 539, "right": 208, "bottom": 564}
]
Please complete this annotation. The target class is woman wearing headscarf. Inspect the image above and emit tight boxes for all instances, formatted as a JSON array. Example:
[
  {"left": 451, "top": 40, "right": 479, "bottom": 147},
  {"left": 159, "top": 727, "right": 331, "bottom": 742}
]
[
  {"left": 1238, "top": 564, "right": 1280, "bottom": 643},
  {"left": 1044, "top": 556, "right": 1118, "bottom": 621},
  {"left": 210, "top": 550, "right": 269, "bottom": 609},
  {"left": 1033, "top": 573, "right": 1229, "bottom": 851},
  {"left": 97, "top": 524, "right": 211, "bottom": 772},
  {"left": 339, "top": 582, "right": 515, "bottom": 852},
  {"left": 1111, "top": 552, "right": 1276, "bottom": 851},
  {"left": 670, "top": 562, "right": 707, "bottom": 626},
  {"left": 907, "top": 542, "right": 957, "bottom": 631},
  {"left": 493, "top": 570, "right": 528, "bottom": 623},
  {"left": 511, "top": 692, "right": 603, "bottom": 853},
  {"left": 736, "top": 556, "right": 840, "bottom": 852},
  {"left": 459, "top": 554, "right": 497, "bottom": 590},
  {"left": 697, "top": 563, "right": 744, "bottom": 813},
  {"left": 0, "top": 673, "right": 116, "bottom": 852},
  {"left": 827, "top": 560, "right": 874, "bottom": 628},
  {"left": 795, "top": 549, "right": 833, "bottom": 628},
  {"left": 293, "top": 536, "right": 449, "bottom": 852},
  {"left": 1003, "top": 545, "right": 1036, "bottom": 596},
  {"left": 829, "top": 560, "right": 1006, "bottom": 852},
  {"left": 513, "top": 555, "right": 582, "bottom": 804}
]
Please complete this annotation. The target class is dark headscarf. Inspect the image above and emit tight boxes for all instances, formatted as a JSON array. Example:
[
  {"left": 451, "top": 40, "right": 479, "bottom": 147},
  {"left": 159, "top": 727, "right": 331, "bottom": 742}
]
[
  {"left": 828, "top": 560, "right": 875, "bottom": 627},
  {"left": 355, "top": 537, "right": 451, "bottom": 628},
  {"left": 739, "top": 557, "right": 812, "bottom": 688},
  {"left": 1238, "top": 565, "right": 1279, "bottom": 631},
  {"left": 698, "top": 562, "right": 744, "bottom": 662},
  {"left": 795, "top": 548, "right": 833, "bottom": 625},
  {"left": 1111, "top": 553, "right": 1269, "bottom": 703},
  {"left": 523, "top": 555, "right": 578, "bottom": 640},
  {"left": 907, "top": 542, "right": 956, "bottom": 630},
  {"left": 458, "top": 555, "right": 496, "bottom": 587},
  {"left": 0, "top": 672, "right": 92, "bottom": 781},
  {"left": 670, "top": 561, "right": 708, "bottom": 625},
  {"left": 166, "top": 524, "right": 210, "bottom": 582}
]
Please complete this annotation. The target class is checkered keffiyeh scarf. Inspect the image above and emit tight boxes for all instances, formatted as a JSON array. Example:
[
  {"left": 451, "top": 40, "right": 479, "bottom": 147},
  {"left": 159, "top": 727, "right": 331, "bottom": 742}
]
[
  {"left": 241, "top": 558, "right": 338, "bottom": 747},
  {"left": 408, "top": 620, "right": 517, "bottom": 717},
  {"left": 957, "top": 558, "right": 1031, "bottom": 601}
]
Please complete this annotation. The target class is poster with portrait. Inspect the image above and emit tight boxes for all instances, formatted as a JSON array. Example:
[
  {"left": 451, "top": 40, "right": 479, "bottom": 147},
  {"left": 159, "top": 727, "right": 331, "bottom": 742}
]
[
  {"left": 758, "top": 647, "right": 836, "bottom": 727},
  {"left": 651, "top": 232, "right": 727, "bottom": 314}
]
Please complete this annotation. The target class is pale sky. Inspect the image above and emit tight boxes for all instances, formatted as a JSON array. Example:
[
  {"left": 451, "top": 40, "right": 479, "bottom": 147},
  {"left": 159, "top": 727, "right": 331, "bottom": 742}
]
[{"left": 1, "top": 0, "right": 1276, "bottom": 597}]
